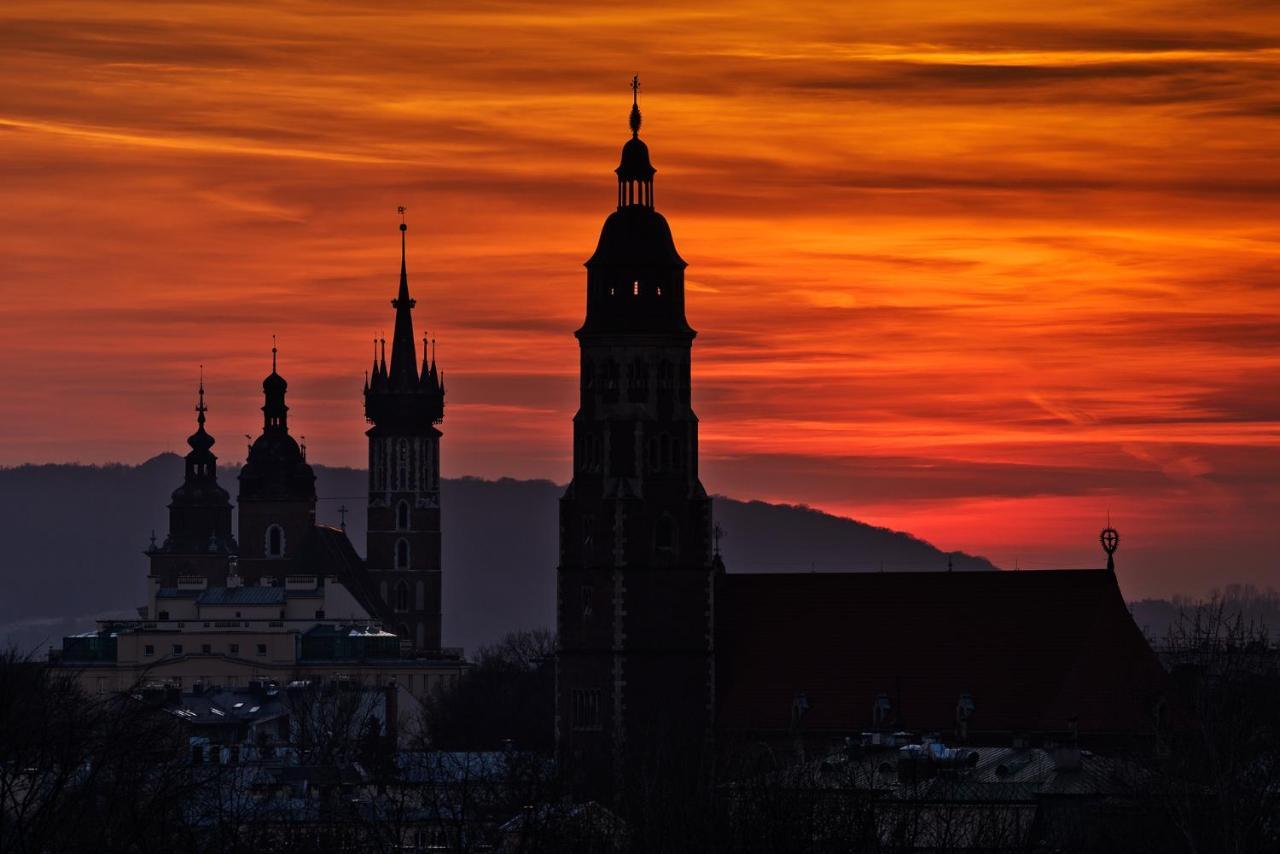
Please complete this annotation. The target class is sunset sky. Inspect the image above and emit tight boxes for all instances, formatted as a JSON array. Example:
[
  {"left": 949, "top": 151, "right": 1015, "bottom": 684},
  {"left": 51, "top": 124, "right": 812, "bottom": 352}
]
[{"left": 2, "top": 1, "right": 1278, "bottom": 597}]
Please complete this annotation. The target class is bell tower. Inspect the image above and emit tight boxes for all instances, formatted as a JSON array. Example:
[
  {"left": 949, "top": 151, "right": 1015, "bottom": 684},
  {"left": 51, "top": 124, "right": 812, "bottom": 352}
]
[
  {"left": 557, "top": 80, "right": 718, "bottom": 800},
  {"left": 364, "top": 212, "right": 445, "bottom": 653},
  {"left": 236, "top": 345, "right": 317, "bottom": 583},
  {"left": 147, "top": 373, "right": 237, "bottom": 586}
]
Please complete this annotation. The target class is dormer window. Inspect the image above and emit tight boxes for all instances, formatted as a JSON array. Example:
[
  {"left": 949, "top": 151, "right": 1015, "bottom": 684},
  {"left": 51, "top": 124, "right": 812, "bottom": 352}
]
[
  {"left": 396, "top": 500, "right": 411, "bottom": 531},
  {"left": 266, "top": 524, "right": 285, "bottom": 558}
]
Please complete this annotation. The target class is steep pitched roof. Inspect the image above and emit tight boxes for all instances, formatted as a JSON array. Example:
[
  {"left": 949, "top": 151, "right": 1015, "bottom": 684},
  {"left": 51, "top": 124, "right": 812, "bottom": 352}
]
[
  {"left": 299, "top": 525, "right": 385, "bottom": 618},
  {"left": 715, "top": 569, "right": 1167, "bottom": 738}
]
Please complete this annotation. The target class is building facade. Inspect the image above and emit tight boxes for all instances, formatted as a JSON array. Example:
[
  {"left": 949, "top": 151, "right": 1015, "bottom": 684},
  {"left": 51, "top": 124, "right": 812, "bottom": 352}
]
[
  {"left": 556, "top": 86, "right": 718, "bottom": 797},
  {"left": 555, "top": 85, "right": 1171, "bottom": 804},
  {"left": 56, "top": 219, "right": 462, "bottom": 695},
  {"left": 364, "top": 219, "right": 446, "bottom": 653}
]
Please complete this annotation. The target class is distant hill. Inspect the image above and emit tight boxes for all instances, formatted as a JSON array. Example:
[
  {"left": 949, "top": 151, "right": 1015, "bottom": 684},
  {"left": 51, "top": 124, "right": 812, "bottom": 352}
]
[{"left": 0, "top": 454, "right": 995, "bottom": 657}]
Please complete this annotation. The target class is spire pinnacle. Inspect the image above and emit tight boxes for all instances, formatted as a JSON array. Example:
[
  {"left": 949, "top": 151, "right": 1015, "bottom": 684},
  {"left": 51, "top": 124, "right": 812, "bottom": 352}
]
[
  {"left": 271, "top": 335, "right": 278, "bottom": 373},
  {"left": 629, "top": 74, "right": 642, "bottom": 137},
  {"left": 196, "top": 365, "right": 207, "bottom": 429}
]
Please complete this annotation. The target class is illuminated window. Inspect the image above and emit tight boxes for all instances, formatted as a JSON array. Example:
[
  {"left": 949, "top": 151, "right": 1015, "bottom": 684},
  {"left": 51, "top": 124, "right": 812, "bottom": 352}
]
[{"left": 633, "top": 281, "right": 639, "bottom": 296}]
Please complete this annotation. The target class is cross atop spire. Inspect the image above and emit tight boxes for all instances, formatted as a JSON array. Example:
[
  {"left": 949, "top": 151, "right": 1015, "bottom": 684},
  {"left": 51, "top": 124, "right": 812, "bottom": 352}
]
[{"left": 629, "top": 74, "right": 642, "bottom": 137}]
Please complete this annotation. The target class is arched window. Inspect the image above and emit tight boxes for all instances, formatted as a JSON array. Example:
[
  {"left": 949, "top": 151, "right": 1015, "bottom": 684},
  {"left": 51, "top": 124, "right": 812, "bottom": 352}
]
[
  {"left": 395, "top": 538, "right": 410, "bottom": 570},
  {"left": 395, "top": 582, "right": 409, "bottom": 612},
  {"left": 266, "top": 524, "right": 284, "bottom": 558},
  {"left": 396, "top": 500, "right": 410, "bottom": 531}
]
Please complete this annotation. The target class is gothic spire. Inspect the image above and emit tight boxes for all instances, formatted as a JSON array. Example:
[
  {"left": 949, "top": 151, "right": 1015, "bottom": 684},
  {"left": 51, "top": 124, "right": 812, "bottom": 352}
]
[{"left": 388, "top": 209, "right": 419, "bottom": 389}]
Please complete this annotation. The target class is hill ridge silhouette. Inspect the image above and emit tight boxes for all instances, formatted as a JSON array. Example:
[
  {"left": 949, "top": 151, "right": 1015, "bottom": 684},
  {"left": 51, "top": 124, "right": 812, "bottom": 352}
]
[{"left": 0, "top": 453, "right": 996, "bottom": 656}]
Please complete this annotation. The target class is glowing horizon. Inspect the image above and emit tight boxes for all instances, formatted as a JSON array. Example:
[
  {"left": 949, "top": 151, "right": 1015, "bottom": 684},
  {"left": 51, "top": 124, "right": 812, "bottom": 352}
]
[{"left": 2, "top": 1, "right": 1278, "bottom": 598}]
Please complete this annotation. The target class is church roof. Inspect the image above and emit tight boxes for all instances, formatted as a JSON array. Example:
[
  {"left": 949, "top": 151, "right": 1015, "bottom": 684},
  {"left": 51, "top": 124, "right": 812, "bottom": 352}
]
[
  {"left": 715, "top": 569, "right": 1168, "bottom": 737},
  {"left": 299, "top": 525, "right": 386, "bottom": 618}
]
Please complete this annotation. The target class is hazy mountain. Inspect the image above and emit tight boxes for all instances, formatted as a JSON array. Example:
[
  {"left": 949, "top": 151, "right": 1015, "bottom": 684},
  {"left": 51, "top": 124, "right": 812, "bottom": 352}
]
[{"left": 0, "top": 454, "right": 995, "bottom": 657}]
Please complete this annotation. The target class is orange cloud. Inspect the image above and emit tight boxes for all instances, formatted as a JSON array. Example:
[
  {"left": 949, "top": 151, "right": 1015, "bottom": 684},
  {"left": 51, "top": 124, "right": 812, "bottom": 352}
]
[{"left": 1, "top": 0, "right": 1277, "bottom": 598}]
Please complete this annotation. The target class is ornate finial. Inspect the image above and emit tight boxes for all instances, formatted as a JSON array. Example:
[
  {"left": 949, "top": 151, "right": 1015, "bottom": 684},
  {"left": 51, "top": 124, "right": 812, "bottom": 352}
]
[
  {"left": 300, "top": 435, "right": 307, "bottom": 460},
  {"left": 398, "top": 205, "right": 407, "bottom": 232},
  {"left": 149, "top": 529, "right": 157, "bottom": 550},
  {"left": 713, "top": 522, "right": 724, "bottom": 557},
  {"left": 338, "top": 504, "right": 349, "bottom": 531},
  {"left": 1100, "top": 516, "right": 1119, "bottom": 572},
  {"left": 629, "top": 75, "right": 642, "bottom": 137},
  {"left": 195, "top": 364, "right": 207, "bottom": 427},
  {"left": 271, "top": 335, "right": 278, "bottom": 372}
]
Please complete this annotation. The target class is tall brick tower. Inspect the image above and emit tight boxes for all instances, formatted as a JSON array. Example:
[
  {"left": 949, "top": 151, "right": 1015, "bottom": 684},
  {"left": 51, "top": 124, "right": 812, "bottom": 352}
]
[
  {"left": 556, "top": 80, "right": 718, "bottom": 799},
  {"left": 364, "top": 214, "right": 446, "bottom": 652}
]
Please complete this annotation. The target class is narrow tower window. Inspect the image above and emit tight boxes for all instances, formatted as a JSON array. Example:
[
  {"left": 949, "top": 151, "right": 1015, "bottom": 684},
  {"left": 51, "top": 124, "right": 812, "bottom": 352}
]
[
  {"left": 396, "top": 500, "right": 410, "bottom": 531},
  {"left": 395, "top": 582, "right": 409, "bottom": 612},
  {"left": 396, "top": 438, "right": 410, "bottom": 490},
  {"left": 395, "top": 538, "right": 410, "bottom": 570},
  {"left": 656, "top": 514, "right": 676, "bottom": 551},
  {"left": 266, "top": 524, "right": 284, "bottom": 558}
]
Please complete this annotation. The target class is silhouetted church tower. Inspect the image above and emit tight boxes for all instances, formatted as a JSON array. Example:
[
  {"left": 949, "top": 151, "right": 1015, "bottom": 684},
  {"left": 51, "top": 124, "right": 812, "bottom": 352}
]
[
  {"left": 557, "top": 80, "right": 717, "bottom": 798},
  {"left": 147, "top": 376, "right": 237, "bottom": 585},
  {"left": 236, "top": 346, "right": 318, "bottom": 582},
  {"left": 364, "top": 214, "right": 445, "bottom": 652}
]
